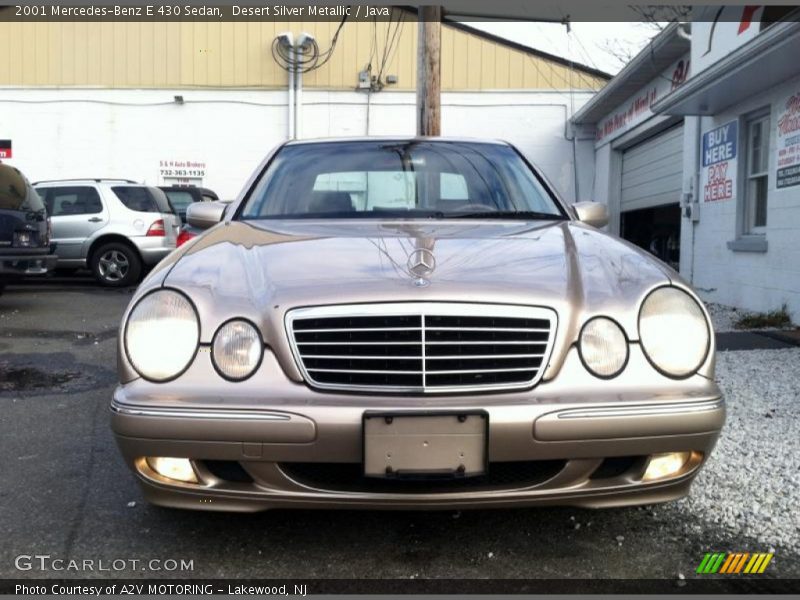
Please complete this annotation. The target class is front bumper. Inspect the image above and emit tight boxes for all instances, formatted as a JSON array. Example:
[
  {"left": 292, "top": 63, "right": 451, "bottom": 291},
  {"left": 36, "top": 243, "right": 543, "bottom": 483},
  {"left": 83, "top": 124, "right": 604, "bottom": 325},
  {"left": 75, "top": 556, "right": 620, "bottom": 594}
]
[
  {"left": 110, "top": 347, "right": 725, "bottom": 512},
  {"left": 0, "top": 251, "right": 57, "bottom": 277}
]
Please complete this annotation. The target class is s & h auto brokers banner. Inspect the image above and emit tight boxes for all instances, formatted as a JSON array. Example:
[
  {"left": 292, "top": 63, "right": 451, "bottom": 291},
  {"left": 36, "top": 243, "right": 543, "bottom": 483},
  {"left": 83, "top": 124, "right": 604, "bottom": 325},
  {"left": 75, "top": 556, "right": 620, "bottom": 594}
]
[{"left": 777, "top": 89, "right": 800, "bottom": 189}]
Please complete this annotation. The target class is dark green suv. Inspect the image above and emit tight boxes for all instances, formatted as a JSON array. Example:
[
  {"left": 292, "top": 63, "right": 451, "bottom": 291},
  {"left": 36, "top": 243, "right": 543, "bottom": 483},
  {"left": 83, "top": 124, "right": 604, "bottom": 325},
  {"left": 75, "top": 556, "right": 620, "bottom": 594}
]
[{"left": 0, "top": 163, "right": 56, "bottom": 293}]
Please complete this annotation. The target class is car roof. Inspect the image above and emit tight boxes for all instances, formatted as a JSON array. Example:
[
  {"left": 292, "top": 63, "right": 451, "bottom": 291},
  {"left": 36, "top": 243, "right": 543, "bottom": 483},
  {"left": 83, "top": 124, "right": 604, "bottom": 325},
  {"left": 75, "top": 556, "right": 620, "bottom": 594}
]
[
  {"left": 283, "top": 136, "right": 510, "bottom": 147},
  {"left": 160, "top": 185, "right": 217, "bottom": 194},
  {"left": 32, "top": 178, "right": 141, "bottom": 186}
]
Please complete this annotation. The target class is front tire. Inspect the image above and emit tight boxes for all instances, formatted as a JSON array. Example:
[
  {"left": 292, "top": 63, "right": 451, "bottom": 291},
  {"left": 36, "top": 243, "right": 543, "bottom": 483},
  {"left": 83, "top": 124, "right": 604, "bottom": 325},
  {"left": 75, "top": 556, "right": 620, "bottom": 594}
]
[{"left": 90, "top": 242, "right": 142, "bottom": 287}]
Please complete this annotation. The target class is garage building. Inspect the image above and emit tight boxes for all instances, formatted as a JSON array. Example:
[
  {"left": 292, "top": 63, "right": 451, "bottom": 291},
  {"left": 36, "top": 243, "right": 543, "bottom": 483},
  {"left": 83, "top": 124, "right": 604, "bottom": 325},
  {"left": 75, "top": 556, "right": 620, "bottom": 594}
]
[
  {"left": 570, "top": 23, "right": 690, "bottom": 271},
  {"left": 575, "top": 11, "right": 800, "bottom": 319}
]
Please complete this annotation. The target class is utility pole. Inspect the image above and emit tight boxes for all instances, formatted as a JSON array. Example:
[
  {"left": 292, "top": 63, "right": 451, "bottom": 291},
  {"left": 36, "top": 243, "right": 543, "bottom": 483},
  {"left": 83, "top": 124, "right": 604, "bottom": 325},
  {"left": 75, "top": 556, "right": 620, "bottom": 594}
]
[{"left": 416, "top": 6, "right": 441, "bottom": 136}]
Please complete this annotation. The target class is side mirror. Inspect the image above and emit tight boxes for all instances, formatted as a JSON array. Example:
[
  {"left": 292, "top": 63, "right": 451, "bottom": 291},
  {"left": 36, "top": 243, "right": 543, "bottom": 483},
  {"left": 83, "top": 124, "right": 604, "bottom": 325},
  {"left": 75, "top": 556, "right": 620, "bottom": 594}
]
[
  {"left": 572, "top": 202, "right": 609, "bottom": 228},
  {"left": 186, "top": 201, "right": 226, "bottom": 230}
]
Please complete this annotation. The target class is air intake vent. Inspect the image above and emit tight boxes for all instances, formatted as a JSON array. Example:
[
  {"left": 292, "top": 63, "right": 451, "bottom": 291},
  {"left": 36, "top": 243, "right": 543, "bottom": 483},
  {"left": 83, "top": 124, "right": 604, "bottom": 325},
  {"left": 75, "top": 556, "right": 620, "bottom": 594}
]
[
  {"left": 280, "top": 460, "right": 567, "bottom": 493},
  {"left": 286, "top": 303, "right": 556, "bottom": 394}
]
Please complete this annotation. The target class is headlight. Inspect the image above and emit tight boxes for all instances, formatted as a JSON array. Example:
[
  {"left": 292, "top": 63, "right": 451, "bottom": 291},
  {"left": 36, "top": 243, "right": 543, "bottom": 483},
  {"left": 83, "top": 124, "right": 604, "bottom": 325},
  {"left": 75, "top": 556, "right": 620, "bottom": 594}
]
[
  {"left": 212, "top": 319, "right": 263, "bottom": 381},
  {"left": 579, "top": 317, "right": 628, "bottom": 378},
  {"left": 124, "top": 290, "right": 199, "bottom": 382},
  {"left": 639, "top": 287, "right": 710, "bottom": 377}
]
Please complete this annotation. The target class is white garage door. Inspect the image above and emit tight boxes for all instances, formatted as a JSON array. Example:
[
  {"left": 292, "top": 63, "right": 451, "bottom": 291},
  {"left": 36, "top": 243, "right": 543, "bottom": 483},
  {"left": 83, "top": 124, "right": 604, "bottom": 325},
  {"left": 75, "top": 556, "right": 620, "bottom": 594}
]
[{"left": 621, "top": 124, "right": 684, "bottom": 212}]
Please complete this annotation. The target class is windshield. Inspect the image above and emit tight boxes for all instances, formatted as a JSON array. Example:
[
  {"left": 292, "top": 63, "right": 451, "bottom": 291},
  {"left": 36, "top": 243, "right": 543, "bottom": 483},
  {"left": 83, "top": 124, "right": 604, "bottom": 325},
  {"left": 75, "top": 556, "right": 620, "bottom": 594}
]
[{"left": 239, "top": 141, "right": 566, "bottom": 220}]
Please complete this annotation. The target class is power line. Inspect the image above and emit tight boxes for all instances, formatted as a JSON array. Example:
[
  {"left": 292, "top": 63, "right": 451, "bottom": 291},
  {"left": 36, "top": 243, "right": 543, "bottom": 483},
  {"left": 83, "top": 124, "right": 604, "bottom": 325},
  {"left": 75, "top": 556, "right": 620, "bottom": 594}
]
[{"left": 376, "top": 8, "right": 405, "bottom": 87}]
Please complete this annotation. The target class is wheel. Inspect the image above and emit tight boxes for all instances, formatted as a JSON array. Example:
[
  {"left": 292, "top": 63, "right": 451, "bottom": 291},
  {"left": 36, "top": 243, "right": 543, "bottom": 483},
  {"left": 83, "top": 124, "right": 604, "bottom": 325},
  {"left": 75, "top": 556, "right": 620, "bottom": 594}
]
[{"left": 90, "top": 242, "right": 142, "bottom": 287}]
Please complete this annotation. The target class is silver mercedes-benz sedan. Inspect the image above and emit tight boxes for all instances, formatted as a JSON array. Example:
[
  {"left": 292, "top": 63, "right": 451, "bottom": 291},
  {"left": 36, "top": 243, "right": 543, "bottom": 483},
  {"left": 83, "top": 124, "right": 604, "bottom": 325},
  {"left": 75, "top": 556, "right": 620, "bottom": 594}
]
[{"left": 111, "top": 138, "right": 723, "bottom": 512}]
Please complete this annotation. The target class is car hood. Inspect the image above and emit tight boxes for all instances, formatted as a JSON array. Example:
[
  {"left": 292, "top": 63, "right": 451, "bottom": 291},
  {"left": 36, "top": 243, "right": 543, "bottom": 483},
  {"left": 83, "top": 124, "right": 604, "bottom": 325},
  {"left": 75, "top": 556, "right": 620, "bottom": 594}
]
[{"left": 147, "top": 219, "right": 678, "bottom": 382}]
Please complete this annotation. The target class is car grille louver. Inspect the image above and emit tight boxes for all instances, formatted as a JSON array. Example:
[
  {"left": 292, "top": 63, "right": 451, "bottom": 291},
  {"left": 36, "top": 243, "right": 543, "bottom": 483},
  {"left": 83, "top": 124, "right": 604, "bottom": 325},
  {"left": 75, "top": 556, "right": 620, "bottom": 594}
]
[{"left": 286, "top": 303, "right": 557, "bottom": 394}]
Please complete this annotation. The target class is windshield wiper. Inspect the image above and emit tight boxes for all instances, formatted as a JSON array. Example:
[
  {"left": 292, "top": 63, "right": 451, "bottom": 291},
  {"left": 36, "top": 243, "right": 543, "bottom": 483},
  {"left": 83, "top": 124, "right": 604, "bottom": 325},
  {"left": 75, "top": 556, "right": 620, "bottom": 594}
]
[{"left": 448, "top": 210, "right": 566, "bottom": 221}]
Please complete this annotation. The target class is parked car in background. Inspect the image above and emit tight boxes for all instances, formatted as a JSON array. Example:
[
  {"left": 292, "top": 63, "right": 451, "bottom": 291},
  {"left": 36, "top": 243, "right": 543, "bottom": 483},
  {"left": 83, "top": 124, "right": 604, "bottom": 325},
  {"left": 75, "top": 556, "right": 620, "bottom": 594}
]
[
  {"left": 197, "top": 187, "right": 218, "bottom": 203},
  {"left": 176, "top": 198, "right": 233, "bottom": 247},
  {"left": 159, "top": 186, "right": 219, "bottom": 222},
  {"left": 33, "top": 179, "right": 180, "bottom": 287},
  {"left": 111, "top": 138, "right": 723, "bottom": 512},
  {"left": 0, "top": 163, "right": 56, "bottom": 294}
]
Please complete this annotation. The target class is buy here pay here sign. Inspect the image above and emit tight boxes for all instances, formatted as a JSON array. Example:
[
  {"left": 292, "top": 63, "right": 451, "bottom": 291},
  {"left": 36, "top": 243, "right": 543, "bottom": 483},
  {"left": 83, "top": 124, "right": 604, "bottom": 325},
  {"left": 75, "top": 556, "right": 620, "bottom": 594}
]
[{"left": 701, "top": 120, "right": 738, "bottom": 202}]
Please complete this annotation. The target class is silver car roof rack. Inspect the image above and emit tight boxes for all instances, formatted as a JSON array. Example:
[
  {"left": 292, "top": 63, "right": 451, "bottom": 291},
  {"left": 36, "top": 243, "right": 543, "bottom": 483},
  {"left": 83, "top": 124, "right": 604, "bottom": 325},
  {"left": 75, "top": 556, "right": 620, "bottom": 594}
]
[{"left": 32, "top": 178, "right": 140, "bottom": 185}]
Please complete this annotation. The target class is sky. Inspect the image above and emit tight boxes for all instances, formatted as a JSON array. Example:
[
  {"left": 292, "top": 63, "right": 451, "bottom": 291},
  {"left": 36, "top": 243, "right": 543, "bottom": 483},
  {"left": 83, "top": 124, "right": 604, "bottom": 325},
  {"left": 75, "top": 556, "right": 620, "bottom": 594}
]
[{"left": 466, "top": 22, "right": 661, "bottom": 75}]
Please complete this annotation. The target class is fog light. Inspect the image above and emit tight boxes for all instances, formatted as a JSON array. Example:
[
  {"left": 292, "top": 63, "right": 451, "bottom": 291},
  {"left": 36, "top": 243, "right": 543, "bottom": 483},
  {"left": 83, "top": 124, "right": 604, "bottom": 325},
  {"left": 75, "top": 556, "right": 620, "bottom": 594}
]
[
  {"left": 642, "top": 451, "right": 691, "bottom": 481},
  {"left": 146, "top": 457, "right": 198, "bottom": 483}
]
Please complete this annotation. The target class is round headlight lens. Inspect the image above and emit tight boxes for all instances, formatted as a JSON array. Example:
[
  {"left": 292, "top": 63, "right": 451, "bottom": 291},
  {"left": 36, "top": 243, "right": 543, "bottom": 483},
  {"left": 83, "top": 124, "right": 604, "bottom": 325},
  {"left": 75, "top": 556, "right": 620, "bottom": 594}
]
[
  {"left": 639, "top": 287, "right": 710, "bottom": 377},
  {"left": 579, "top": 317, "right": 628, "bottom": 378},
  {"left": 212, "top": 320, "right": 263, "bottom": 380},
  {"left": 125, "top": 290, "right": 199, "bottom": 382}
]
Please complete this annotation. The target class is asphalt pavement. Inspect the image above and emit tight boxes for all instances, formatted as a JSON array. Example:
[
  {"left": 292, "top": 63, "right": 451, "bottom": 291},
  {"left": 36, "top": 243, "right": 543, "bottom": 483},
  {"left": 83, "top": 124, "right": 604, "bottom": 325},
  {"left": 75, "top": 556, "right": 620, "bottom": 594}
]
[{"left": 1, "top": 277, "right": 798, "bottom": 585}]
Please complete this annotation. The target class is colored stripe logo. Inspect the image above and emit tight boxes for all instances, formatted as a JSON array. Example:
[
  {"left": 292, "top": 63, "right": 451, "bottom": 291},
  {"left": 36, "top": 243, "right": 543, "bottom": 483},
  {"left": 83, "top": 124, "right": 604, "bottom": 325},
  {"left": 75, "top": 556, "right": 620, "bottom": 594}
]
[{"left": 697, "top": 552, "right": 773, "bottom": 574}]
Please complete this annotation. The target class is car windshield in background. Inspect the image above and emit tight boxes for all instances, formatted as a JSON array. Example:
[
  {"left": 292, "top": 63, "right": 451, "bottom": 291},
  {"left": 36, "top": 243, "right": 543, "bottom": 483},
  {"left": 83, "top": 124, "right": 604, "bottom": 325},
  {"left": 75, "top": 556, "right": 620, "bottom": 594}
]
[
  {"left": 240, "top": 141, "right": 566, "bottom": 220},
  {"left": 163, "top": 190, "right": 196, "bottom": 213}
]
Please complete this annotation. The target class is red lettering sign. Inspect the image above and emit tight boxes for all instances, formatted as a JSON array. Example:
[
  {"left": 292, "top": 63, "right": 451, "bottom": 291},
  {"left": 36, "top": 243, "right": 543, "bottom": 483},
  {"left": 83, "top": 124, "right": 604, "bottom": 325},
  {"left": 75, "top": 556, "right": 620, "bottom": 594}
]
[
  {"left": 738, "top": 6, "right": 760, "bottom": 34},
  {"left": 703, "top": 160, "right": 734, "bottom": 201}
]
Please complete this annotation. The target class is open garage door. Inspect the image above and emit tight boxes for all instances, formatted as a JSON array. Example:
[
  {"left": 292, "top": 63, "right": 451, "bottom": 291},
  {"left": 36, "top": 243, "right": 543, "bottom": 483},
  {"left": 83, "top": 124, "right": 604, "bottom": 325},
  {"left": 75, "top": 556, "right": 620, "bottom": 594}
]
[{"left": 620, "top": 123, "right": 683, "bottom": 270}]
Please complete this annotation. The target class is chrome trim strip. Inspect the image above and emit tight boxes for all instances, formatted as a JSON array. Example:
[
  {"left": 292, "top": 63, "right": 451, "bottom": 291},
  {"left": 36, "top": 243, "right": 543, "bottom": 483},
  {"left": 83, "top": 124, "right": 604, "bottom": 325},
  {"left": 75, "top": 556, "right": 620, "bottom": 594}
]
[
  {"left": 296, "top": 340, "right": 546, "bottom": 346},
  {"left": 308, "top": 368, "right": 420, "bottom": 375},
  {"left": 110, "top": 400, "right": 291, "bottom": 421},
  {"left": 302, "top": 354, "right": 423, "bottom": 360},
  {"left": 425, "top": 340, "right": 547, "bottom": 345},
  {"left": 297, "top": 341, "right": 419, "bottom": 346},
  {"left": 421, "top": 307, "right": 428, "bottom": 389},
  {"left": 307, "top": 366, "right": 539, "bottom": 375},
  {"left": 299, "top": 353, "right": 545, "bottom": 361},
  {"left": 427, "top": 353, "right": 545, "bottom": 360},
  {"left": 296, "top": 327, "right": 422, "bottom": 333},
  {"left": 426, "top": 327, "right": 550, "bottom": 332},
  {"left": 285, "top": 302, "right": 558, "bottom": 394},
  {"left": 555, "top": 399, "right": 724, "bottom": 420},
  {"left": 426, "top": 366, "right": 538, "bottom": 375}
]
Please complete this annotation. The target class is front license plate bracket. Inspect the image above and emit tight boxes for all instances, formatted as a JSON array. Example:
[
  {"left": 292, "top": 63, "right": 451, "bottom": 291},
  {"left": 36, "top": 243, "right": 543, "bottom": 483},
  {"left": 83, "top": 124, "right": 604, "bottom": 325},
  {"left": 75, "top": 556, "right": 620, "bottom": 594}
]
[{"left": 362, "top": 411, "right": 488, "bottom": 480}]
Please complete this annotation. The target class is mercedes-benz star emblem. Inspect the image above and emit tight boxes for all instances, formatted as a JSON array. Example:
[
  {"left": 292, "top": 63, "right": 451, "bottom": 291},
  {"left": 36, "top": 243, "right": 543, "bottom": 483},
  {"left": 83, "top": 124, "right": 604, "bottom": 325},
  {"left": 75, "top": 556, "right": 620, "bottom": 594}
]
[{"left": 407, "top": 248, "right": 436, "bottom": 283}]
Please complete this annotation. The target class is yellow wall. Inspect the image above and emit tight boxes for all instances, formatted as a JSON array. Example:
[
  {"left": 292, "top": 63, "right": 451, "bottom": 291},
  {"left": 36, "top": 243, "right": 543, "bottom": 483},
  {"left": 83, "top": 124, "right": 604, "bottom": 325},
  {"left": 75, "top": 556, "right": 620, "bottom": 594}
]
[{"left": 0, "top": 15, "right": 607, "bottom": 90}]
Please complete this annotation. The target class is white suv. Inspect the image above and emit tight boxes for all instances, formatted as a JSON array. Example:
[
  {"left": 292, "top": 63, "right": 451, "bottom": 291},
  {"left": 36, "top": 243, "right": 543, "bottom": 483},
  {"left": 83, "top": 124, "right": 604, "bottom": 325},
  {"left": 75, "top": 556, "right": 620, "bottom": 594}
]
[{"left": 33, "top": 179, "right": 181, "bottom": 286}]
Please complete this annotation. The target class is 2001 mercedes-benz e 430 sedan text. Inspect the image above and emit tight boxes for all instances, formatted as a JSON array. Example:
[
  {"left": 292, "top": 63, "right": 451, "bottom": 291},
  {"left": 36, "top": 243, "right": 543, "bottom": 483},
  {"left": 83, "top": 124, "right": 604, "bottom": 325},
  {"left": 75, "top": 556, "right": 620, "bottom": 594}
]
[{"left": 111, "top": 138, "right": 724, "bottom": 512}]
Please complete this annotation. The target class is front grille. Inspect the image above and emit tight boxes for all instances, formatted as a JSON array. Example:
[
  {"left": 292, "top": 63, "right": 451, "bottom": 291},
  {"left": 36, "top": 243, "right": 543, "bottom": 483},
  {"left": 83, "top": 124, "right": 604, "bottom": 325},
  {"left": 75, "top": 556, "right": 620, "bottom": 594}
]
[
  {"left": 286, "top": 303, "right": 556, "bottom": 393},
  {"left": 280, "top": 460, "right": 566, "bottom": 493}
]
